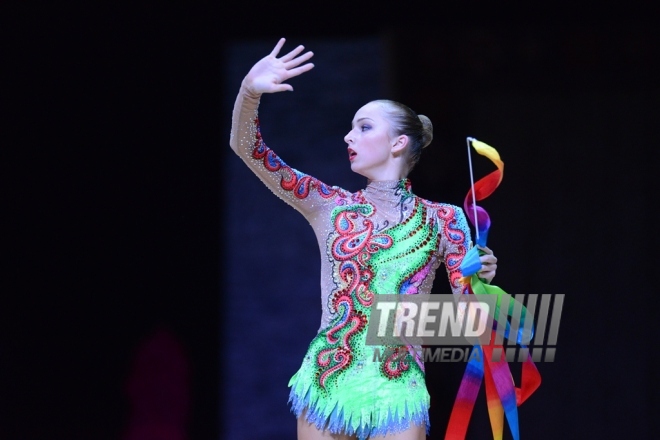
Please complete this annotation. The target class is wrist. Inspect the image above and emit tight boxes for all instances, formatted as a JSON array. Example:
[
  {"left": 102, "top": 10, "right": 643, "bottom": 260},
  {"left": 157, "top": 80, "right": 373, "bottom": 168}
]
[{"left": 240, "top": 80, "right": 262, "bottom": 99}]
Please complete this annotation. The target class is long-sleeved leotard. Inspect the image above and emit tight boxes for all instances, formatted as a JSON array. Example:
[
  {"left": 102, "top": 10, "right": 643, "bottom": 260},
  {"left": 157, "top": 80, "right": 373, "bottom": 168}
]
[{"left": 230, "top": 86, "right": 472, "bottom": 438}]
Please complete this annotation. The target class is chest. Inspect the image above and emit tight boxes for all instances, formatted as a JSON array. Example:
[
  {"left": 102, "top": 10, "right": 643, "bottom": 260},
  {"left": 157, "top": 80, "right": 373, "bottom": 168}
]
[{"left": 328, "top": 199, "right": 439, "bottom": 295}]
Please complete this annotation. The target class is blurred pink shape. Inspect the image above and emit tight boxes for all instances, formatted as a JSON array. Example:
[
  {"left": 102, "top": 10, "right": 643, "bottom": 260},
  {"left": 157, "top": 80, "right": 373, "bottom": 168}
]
[{"left": 123, "top": 327, "right": 190, "bottom": 440}]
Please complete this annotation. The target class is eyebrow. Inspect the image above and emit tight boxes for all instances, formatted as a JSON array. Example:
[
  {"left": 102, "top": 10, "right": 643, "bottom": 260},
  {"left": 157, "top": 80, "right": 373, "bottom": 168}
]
[{"left": 352, "top": 117, "right": 374, "bottom": 127}]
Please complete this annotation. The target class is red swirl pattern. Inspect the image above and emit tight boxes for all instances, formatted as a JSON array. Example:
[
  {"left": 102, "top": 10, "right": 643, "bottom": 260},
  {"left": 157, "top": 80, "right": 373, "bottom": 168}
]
[
  {"left": 251, "top": 118, "right": 342, "bottom": 200},
  {"left": 335, "top": 261, "right": 373, "bottom": 307},
  {"left": 381, "top": 346, "right": 411, "bottom": 379},
  {"left": 318, "top": 348, "right": 352, "bottom": 389},
  {"left": 314, "top": 206, "right": 394, "bottom": 388},
  {"left": 437, "top": 205, "right": 467, "bottom": 288}
]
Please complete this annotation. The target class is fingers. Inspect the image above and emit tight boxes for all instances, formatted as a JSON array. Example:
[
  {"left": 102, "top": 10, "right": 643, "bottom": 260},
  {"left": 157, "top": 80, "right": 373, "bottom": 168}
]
[
  {"left": 477, "top": 246, "right": 496, "bottom": 266},
  {"left": 479, "top": 256, "right": 497, "bottom": 265},
  {"left": 477, "top": 249, "right": 497, "bottom": 283},
  {"left": 270, "top": 38, "right": 287, "bottom": 57},
  {"left": 263, "top": 38, "right": 314, "bottom": 92},
  {"left": 286, "top": 62, "right": 315, "bottom": 80},
  {"left": 477, "top": 246, "right": 497, "bottom": 283},
  {"left": 273, "top": 39, "right": 313, "bottom": 64},
  {"left": 284, "top": 50, "right": 314, "bottom": 68},
  {"left": 280, "top": 44, "right": 306, "bottom": 62},
  {"left": 477, "top": 245, "right": 493, "bottom": 255},
  {"left": 477, "top": 266, "right": 496, "bottom": 283},
  {"left": 479, "top": 263, "right": 497, "bottom": 273}
]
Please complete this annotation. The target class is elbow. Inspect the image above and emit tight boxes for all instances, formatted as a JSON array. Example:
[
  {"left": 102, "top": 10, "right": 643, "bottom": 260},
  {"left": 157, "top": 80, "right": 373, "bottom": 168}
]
[{"left": 228, "top": 133, "right": 239, "bottom": 155}]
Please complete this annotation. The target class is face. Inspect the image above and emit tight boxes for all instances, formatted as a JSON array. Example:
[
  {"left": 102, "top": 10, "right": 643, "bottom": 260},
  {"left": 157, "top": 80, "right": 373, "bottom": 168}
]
[{"left": 344, "top": 102, "right": 397, "bottom": 179}]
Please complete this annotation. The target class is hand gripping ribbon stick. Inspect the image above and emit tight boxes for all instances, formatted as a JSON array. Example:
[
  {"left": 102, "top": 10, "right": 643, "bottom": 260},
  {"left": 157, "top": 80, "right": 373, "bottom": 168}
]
[{"left": 444, "top": 138, "right": 542, "bottom": 440}]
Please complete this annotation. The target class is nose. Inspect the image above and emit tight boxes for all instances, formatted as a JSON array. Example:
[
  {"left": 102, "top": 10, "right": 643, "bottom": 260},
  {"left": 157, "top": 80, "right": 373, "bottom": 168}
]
[{"left": 344, "top": 130, "right": 353, "bottom": 144}]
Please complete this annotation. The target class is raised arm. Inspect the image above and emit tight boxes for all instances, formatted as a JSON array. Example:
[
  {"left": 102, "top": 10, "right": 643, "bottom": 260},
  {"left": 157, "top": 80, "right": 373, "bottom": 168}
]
[{"left": 229, "top": 38, "right": 345, "bottom": 216}]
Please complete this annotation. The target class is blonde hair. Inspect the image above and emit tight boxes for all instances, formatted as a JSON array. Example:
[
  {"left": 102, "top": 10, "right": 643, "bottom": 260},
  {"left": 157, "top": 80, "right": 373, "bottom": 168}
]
[{"left": 371, "top": 99, "right": 433, "bottom": 173}]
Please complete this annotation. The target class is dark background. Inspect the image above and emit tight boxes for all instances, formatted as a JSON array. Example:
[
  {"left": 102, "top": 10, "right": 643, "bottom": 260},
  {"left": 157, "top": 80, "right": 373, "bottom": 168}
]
[{"left": 3, "top": 1, "right": 659, "bottom": 439}]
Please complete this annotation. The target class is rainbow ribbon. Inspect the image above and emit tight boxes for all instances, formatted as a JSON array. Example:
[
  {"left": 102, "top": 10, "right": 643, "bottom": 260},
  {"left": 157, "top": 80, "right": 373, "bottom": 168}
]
[{"left": 445, "top": 138, "right": 541, "bottom": 440}]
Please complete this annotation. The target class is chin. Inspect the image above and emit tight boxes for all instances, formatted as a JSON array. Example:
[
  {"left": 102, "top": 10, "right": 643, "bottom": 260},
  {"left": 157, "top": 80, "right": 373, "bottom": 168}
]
[{"left": 349, "top": 162, "right": 367, "bottom": 177}]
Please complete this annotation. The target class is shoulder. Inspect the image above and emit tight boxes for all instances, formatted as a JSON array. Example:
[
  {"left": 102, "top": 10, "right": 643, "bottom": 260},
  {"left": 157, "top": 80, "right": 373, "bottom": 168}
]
[
  {"left": 280, "top": 169, "right": 354, "bottom": 204},
  {"left": 418, "top": 198, "right": 469, "bottom": 233},
  {"left": 318, "top": 181, "right": 352, "bottom": 200},
  {"left": 418, "top": 198, "right": 465, "bottom": 220},
  {"left": 312, "top": 183, "right": 364, "bottom": 206}
]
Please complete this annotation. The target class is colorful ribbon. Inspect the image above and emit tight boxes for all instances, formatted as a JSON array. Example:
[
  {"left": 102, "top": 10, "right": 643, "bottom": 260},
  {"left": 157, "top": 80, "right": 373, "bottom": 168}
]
[{"left": 445, "top": 138, "right": 541, "bottom": 440}]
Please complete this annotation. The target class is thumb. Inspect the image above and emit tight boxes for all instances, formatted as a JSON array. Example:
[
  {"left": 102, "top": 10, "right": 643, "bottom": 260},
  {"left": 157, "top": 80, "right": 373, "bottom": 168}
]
[{"left": 273, "top": 84, "right": 293, "bottom": 92}]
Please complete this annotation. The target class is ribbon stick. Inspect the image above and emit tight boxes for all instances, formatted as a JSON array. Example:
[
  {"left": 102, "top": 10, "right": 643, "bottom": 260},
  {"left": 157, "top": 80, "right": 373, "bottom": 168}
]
[
  {"left": 464, "top": 137, "right": 503, "bottom": 248},
  {"left": 445, "top": 138, "right": 541, "bottom": 440}
]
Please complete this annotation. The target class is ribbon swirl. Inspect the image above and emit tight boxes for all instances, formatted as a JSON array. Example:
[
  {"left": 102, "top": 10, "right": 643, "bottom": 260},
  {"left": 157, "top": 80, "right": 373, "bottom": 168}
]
[{"left": 445, "top": 138, "right": 541, "bottom": 440}]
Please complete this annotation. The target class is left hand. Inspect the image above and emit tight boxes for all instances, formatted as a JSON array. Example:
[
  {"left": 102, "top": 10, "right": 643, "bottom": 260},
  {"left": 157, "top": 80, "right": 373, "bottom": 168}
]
[{"left": 477, "top": 245, "right": 497, "bottom": 284}]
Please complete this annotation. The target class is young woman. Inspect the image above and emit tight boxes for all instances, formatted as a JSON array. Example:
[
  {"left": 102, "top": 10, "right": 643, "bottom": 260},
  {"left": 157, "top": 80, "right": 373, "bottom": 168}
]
[{"left": 229, "top": 38, "right": 497, "bottom": 440}]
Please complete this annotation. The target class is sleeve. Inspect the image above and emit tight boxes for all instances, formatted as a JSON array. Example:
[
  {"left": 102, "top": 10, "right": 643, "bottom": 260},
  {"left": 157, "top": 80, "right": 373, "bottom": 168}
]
[
  {"left": 229, "top": 85, "right": 347, "bottom": 218},
  {"left": 436, "top": 204, "right": 473, "bottom": 295}
]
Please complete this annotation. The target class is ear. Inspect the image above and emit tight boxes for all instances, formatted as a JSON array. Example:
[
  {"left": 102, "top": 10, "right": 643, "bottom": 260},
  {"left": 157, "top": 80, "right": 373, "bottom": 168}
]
[{"left": 391, "top": 135, "right": 409, "bottom": 154}]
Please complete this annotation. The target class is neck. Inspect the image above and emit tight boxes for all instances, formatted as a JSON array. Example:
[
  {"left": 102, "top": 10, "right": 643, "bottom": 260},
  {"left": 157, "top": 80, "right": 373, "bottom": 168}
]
[
  {"left": 364, "top": 178, "right": 412, "bottom": 200},
  {"left": 366, "top": 177, "right": 410, "bottom": 189},
  {"left": 362, "top": 178, "right": 413, "bottom": 223}
]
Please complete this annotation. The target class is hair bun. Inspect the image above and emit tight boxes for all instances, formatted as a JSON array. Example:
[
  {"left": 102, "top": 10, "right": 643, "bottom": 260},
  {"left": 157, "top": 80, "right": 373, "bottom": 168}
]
[{"left": 418, "top": 114, "right": 433, "bottom": 149}]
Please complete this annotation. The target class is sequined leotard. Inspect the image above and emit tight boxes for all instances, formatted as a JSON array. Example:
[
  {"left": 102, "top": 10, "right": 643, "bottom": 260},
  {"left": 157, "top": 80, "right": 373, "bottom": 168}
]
[{"left": 230, "top": 87, "right": 471, "bottom": 439}]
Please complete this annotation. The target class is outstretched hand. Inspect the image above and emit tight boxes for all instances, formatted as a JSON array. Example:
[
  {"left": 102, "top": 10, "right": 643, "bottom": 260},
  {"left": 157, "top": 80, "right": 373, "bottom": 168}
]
[
  {"left": 477, "top": 245, "right": 497, "bottom": 284},
  {"left": 242, "top": 38, "right": 315, "bottom": 95}
]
